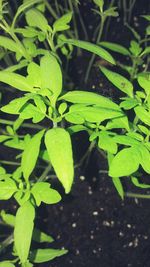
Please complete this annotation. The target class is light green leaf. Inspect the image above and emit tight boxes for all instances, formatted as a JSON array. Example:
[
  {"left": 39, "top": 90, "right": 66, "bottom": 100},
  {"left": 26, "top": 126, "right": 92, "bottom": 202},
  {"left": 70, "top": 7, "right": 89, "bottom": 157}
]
[
  {"left": 0, "top": 178, "right": 17, "bottom": 200},
  {"left": 100, "top": 67, "right": 133, "bottom": 97},
  {"left": 131, "top": 176, "right": 150, "bottom": 189},
  {"left": 40, "top": 54, "right": 62, "bottom": 106},
  {"left": 0, "top": 36, "right": 24, "bottom": 55},
  {"left": 20, "top": 103, "right": 45, "bottom": 123},
  {"left": 1, "top": 210, "right": 15, "bottom": 226},
  {"left": 138, "top": 145, "right": 150, "bottom": 173},
  {"left": 53, "top": 12, "right": 72, "bottom": 32},
  {"left": 22, "top": 130, "right": 45, "bottom": 181},
  {"left": 113, "top": 135, "right": 140, "bottom": 146},
  {"left": 33, "top": 95, "right": 46, "bottom": 114},
  {"left": 14, "top": 201, "right": 35, "bottom": 264},
  {"left": 31, "top": 182, "right": 61, "bottom": 206},
  {"left": 0, "top": 135, "right": 11, "bottom": 142},
  {"left": 140, "top": 46, "right": 150, "bottom": 56},
  {"left": 0, "top": 262, "right": 15, "bottom": 267},
  {"left": 30, "top": 248, "right": 67, "bottom": 263},
  {"left": 26, "top": 8, "right": 49, "bottom": 32},
  {"left": 129, "top": 41, "right": 142, "bottom": 56},
  {"left": 134, "top": 106, "right": 150, "bottom": 126},
  {"left": 99, "top": 41, "right": 130, "bottom": 56},
  {"left": 109, "top": 146, "right": 140, "bottom": 177},
  {"left": 106, "top": 116, "right": 130, "bottom": 131},
  {"left": 60, "top": 39, "right": 115, "bottom": 65},
  {"left": 45, "top": 128, "right": 74, "bottom": 193},
  {"left": 32, "top": 228, "right": 54, "bottom": 243},
  {"left": 112, "top": 177, "right": 124, "bottom": 199},
  {"left": 59, "top": 90, "right": 120, "bottom": 110},
  {"left": 137, "top": 73, "right": 150, "bottom": 94},
  {"left": 120, "top": 98, "right": 138, "bottom": 110},
  {"left": 0, "top": 71, "right": 33, "bottom": 92},
  {"left": 27, "top": 61, "right": 41, "bottom": 88},
  {"left": 67, "top": 104, "right": 123, "bottom": 123},
  {"left": 12, "top": 0, "right": 43, "bottom": 28},
  {"left": 1, "top": 96, "right": 29, "bottom": 114},
  {"left": 98, "top": 131, "right": 117, "bottom": 154}
]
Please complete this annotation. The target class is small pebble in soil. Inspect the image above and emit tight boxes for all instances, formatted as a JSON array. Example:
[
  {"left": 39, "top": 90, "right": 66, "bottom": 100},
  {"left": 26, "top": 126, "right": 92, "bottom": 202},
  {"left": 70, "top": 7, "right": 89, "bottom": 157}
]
[
  {"left": 90, "top": 235, "right": 94, "bottom": 240},
  {"left": 127, "top": 224, "right": 132, "bottom": 229},
  {"left": 79, "top": 175, "right": 85, "bottom": 181},
  {"left": 72, "top": 222, "right": 77, "bottom": 228},
  {"left": 93, "top": 211, "right": 99, "bottom": 216}
]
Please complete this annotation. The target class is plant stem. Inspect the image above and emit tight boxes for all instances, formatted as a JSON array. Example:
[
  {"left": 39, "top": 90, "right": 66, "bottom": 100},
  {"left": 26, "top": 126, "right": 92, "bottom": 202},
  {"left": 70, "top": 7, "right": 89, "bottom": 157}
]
[
  {"left": 75, "top": 141, "right": 95, "bottom": 168},
  {"left": 38, "top": 164, "right": 52, "bottom": 182},
  {"left": 0, "top": 233, "right": 13, "bottom": 253},
  {"left": 84, "top": 16, "right": 105, "bottom": 84},
  {"left": 44, "top": 0, "right": 58, "bottom": 19},
  {"left": 0, "top": 119, "right": 44, "bottom": 130},
  {"left": 126, "top": 192, "right": 150, "bottom": 199}
]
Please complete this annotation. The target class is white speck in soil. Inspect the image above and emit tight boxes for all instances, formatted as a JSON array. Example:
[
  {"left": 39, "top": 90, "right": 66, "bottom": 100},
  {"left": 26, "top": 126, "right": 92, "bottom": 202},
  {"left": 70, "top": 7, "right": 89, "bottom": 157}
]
[
  {"left": 127, "top": 224, "right": 132, "bottom": 229},
  {"left": 93, "top": 211, "right": 99, "bottom": 216},
  {"left": 93, "top": 249, "right": 97, "bottom": 254},
  {"left": 76, "top": 249, "right": 80, "bottom": 255},
  {"left": 102, "top": 221, "right": 111, "bottom": 227},
  {"left": 92, "top": 85, "right": 96, "bottom": 89},
  {"left": 90, "top": 235, "right": 94, "bottom": 240},
  {"left": 143, "top": 235, "right": 148, "bottom": 240},
  {"left": 72, "top": 222, "right": 77, "bottom": 228},
  {"left": 59, "top": 206, "right": 63, "bottom": 211},
  {"left": 79, "top": 175, "right": 85, "bottom": 181},
  {"left": 119, "top": 231, "right": 124, "bottom": 237}
]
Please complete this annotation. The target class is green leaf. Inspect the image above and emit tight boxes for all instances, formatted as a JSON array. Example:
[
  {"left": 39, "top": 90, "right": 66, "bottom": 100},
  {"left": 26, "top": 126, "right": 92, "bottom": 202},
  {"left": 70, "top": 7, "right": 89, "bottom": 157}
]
[
  {"left": 20, "top": 103, "right": 45, "bottom": 123},
  {"left": 53, "top": 12, "right": 72, "bottom": 32},
  {"left": 1, "top": 210, "right": 15, "bottom": 226},
  {"left": 0, "top": 71, "right": 32, "bottom": 92},
  {"left": 140, "top": 46, "right": 150, "bottom": 57},
  {"left": 27, "top": 61, "right": 41, "bottom": 88},
  {"left": 14, "top": 201, "right": 35, "bottom": 264},
  {"left": 60, "top": 39, "right": 115, "bottom": 65},
  {"left": 113, "top": 135, "right": 140, "bottom": 146},
  {"left": 99, "top": 41, "right": 130, "bottom": 56},
  {"left": 1, "top": 96, "right": 29, "bottom": 114},
  {"left": 100, "top": 67, "right": 133, "bottom": 97},
  {"left": 0, "top": 178, "right": 17, "bottom": 200},
  {"left": 112, "top": 177, "right": 124, "bottom": 199},
  {"left": 12, "top": 0, "right": 43, "bottom": 28},
  {"left": 120, "top": 98, "right": 138, "bottom": 110},
  {"left": 31, "top": 182, "right": 61, "bottom": 206},
  {"left": 60, "top": 90, "right": 120, "bottom": 110},
  {"left": 45, "top": 128, "right": 74, "bottom": 193},
  {"left": 98, "top": 131, "right": 117, "bottom": 154},
  {"left": 137, "top": 73, "right": 150, "bottom": 94},
  {"left": 109, "top": 146, "right": 140, "bottom": 177},
  {"left": 30, "top": 248, "right": 68, "bottom": 263},
  {"left": 40, "top": 53, "right": 62, "bottom": 106},
  {"left": 21, "top": 130, "right": 45, "bottom": 181},
  {"left": 67, "top": 104, "right": 123, "bottom": 123},
  {"left": 26, "top": 8, "right": 49, "bottom": 32},
  {"left": 138, "top": 145, "right": 150, "bottom": 173},
  {"left": 0, "top": 262, "right": 15, "bottom": 267},
  {"left": 32, "top": 228, "right": 54, "bottom": 243},
  {"left": 134, "top": 106, "right": 150, "bottom": 126},
  {"left": 0, "top": 36, "right": 24, "bottom": 55},
  {"left": 129, "top": 41, "right": 142, "bottom": 56},
  {"left": 131, "top": 176, "right": 150, "bottom": 189},
  {"left": 106, "top": 116, "right": 130, "bottom": 131},
  {"left": 142, "top": 15, "right": 150, "bottom": 21},
  {"left": 0, "top": 135, "right": 11, "bottom": 142}
]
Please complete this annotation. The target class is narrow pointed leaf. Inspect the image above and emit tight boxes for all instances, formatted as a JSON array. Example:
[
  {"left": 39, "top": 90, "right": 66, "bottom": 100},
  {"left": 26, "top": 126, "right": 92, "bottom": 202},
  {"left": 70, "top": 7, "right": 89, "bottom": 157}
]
[
  {"left": 22, "top": 130, "right": 45, "bottom": 181},
  {"left": 14, "top": 201, "right": 35, "bottom": 264},
  {"left": 45, "top": 128, "right": 74, "bottom": 193},
  {"left": 0, "top": 71, "right": 32, "bottom": 92},
  {"left": 30, "top": 248, "right": 67, "bottom": 263},
  {"left": 60, "top": 39, "right": 115, "bottom": 65},
  {"left": 99, "top": 41, "right": 130, "bottom": 56},
  {"left": 100, "top": 67, "right": 133, "bottom": 97}
]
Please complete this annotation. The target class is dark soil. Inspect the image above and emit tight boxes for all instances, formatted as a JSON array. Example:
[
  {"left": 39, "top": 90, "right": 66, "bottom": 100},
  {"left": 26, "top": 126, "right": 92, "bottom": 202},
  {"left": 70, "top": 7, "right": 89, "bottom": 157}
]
[{"left": 1, "top": 1, "right": 150, "bottom": 267}]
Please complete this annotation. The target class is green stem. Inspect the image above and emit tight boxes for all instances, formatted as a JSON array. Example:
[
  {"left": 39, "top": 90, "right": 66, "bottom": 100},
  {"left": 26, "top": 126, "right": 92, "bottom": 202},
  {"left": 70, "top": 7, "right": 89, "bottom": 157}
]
[
  {"left": 84, "top": 16, "right": 105, "bottom": 83},
  {"left": 126, "top": 192, "right": 150, "bottom": 199},
  {"left": 44, "top": 0, "right": 58, "bottom": 19},
  {"left": 0, "top": 233, "right": 13, "bottom": 253},
  {"left": 75, "top": 141, "right": 95, "bottom": 168},
  {"left": 0, "top": 119, "right": 44, "bottom": 130},
  {"left": 38, "top": 164, "right": 52, "bottom": 182}
]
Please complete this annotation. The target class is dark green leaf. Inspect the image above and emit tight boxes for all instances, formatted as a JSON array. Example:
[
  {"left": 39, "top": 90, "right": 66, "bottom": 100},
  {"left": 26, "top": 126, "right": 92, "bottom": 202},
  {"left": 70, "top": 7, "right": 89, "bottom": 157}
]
[
  {"left": 30, "top": 248, "right": 67, "bottom": 263},
  {"left": 99, "top": 41, "right": 130, "bottom": 56}
]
